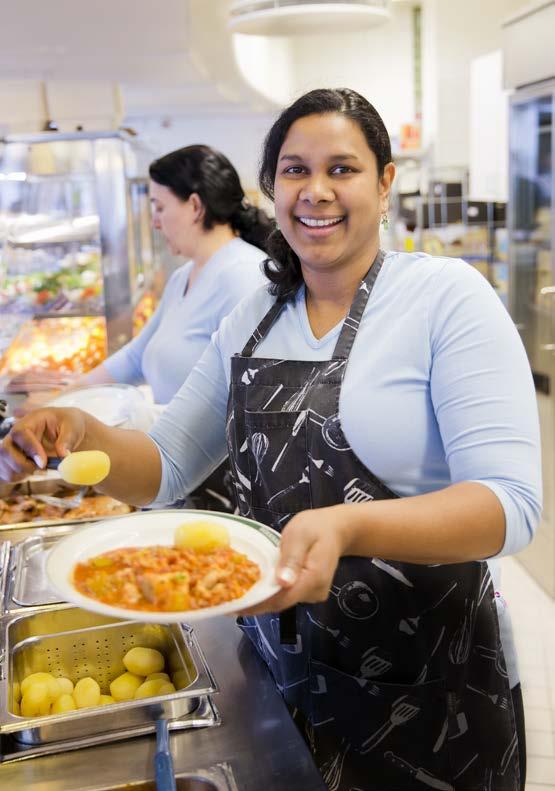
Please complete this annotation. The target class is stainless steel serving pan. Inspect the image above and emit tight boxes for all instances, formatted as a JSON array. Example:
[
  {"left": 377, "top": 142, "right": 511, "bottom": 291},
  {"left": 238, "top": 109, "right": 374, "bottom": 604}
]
[
  {"left": 4, "top": 525, "right": 80, "bottom": 609},
  {"left": 0, "top": 606, "right": 217, "bottom": 744},
  {"left": 93, "top": 762, "right": 237, "bottom": 791},
  {"left": 0, "top": 523, "right": 105, "bottom": 612}
]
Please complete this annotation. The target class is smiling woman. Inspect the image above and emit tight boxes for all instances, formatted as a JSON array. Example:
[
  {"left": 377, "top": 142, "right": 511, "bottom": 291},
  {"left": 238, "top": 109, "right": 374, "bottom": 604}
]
[
  {"left": 0, "top": 88, "right": 540, "bottom": 791},
  {"left": 259, "top": 92, "right": 394, "bottom": 327}
]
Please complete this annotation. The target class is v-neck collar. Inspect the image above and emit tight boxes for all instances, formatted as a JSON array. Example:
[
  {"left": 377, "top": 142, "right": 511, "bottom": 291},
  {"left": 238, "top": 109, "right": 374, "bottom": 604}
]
[
  {"left": 181, "top": 237, "right": 242, "bottom": 300},
  {"left": 295, "top": 284, "right": 343, "bottom": 349}
]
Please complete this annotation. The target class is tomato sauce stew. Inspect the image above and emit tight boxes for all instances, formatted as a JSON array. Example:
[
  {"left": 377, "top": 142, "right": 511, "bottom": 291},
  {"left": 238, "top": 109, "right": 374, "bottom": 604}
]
[{"left": 73, "top": 545, "right": 261, "bottom": 611}]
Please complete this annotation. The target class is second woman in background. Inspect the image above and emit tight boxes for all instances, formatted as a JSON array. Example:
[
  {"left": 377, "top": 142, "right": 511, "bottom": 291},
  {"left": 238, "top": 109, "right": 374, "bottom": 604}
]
[
  {"left": 32, "top": 145, "right": 273, "bottom": 510},
  {"left": 88, "top": 144, "right": 272, "bottom": 406}
]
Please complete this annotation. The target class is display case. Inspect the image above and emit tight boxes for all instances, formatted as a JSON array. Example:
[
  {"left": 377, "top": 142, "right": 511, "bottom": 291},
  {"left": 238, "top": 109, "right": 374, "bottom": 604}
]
[
  {"left": 508, "top": 81, "right": 555, "bottom": 596},
  {"left": 0, "top": 131, "right": 165, "bottom": 389},
  {"left": 393, "top": 187, "right": 509, "bottom": 307}
]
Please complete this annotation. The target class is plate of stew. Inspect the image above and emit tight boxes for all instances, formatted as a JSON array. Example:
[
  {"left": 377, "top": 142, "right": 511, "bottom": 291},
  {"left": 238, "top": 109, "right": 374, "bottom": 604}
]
[{"left": 46, "top": 509, "right": 281, "bottom": 623}]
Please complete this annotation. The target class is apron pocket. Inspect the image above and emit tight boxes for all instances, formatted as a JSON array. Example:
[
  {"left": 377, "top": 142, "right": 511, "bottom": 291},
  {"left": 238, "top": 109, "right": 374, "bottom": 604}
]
[
  {"left": 245, "top": 410, "right": 313, "bottom": 513},
  {"left": 308, "top": 659, "right": 454, "bottom": 790}
]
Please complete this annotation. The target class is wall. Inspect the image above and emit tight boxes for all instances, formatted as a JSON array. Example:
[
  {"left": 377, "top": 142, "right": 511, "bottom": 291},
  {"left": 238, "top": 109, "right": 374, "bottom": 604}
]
[
  {"left": 0, "top": 81, "right": 46, "bottom": 136},
  {"left": 288, "top": 3, "right": 415, "bottom": 141},
  {"left": 128, "top": 112, "right": 278, "bottom": 196},
  {"left": 469, "top": 50, "right": 509, "bottom": 201},
  {"left": 421, "top": 0, "right": 526, "bottom": 169},
  {"left": 229, "top": 3, "right": 415, "bottom": 142}
]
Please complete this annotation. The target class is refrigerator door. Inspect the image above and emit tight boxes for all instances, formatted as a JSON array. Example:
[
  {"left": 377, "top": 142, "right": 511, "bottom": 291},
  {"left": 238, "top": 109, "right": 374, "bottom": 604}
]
[{"left": 509, "top": 85, "right": 555, "bottom": 595}]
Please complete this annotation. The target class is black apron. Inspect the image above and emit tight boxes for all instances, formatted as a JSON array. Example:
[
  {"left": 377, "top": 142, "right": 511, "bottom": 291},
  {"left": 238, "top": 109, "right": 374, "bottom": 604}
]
[
  {"left": 226, "top": 252, "right": 519, "bottom": 791},
  {"left": 188, "top": 458, "right": 236, "bottom": 513}
]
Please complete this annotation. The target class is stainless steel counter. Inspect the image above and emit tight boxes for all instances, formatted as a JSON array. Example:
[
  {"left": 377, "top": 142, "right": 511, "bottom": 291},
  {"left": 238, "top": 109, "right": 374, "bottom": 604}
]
[{"left": 0, "top": 527, "right": 326, "bottom": 791}]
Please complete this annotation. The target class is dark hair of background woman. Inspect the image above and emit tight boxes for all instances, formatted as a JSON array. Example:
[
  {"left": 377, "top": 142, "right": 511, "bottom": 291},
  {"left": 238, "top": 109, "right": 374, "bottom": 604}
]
[
  {"left": 259, "top": 88, "right": 393, "bottom": 301},
  {"left": 149, "top": 144, "right": 274, "bottom": 254}
]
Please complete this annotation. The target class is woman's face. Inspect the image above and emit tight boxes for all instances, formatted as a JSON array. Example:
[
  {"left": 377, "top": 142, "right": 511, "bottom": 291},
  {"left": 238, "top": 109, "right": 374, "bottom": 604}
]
[
  {"left": 274, "top": 113, "right": 394, "bottom": 276},
  {"left": 149, "top": 181, "right": 200, "bottom": 258}
]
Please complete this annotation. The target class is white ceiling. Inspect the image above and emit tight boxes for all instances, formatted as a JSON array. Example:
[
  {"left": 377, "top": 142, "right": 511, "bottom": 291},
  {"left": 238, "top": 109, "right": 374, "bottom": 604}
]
[
  {"left": 0, "top": 0, "right": 192, "bottom": 81},
  {"left": 0, "top": 0, "right": 278, "bottom": 115}
]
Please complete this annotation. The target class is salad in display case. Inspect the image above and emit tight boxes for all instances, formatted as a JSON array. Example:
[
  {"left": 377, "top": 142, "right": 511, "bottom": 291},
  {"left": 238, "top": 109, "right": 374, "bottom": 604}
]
[{"left": 0, "top": 131, "right": 166, "bottom": 389}]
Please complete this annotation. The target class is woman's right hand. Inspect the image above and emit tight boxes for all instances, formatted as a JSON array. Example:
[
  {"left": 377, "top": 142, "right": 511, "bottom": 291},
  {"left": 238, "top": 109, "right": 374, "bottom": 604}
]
[{"left": 0, "top": 407, "right": 88, "bottom": 482}]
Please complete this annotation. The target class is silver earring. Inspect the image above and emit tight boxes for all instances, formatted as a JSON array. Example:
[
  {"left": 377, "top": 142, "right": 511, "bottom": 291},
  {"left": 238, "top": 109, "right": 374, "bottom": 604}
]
[{"left": 381, "top": 212, "right": 389, "bottom": 231}]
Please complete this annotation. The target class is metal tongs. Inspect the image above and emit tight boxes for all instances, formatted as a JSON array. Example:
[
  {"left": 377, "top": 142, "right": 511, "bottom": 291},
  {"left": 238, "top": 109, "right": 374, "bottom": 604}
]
[{"left": 33, "top": 489, "right": 85, "bottom": 510}]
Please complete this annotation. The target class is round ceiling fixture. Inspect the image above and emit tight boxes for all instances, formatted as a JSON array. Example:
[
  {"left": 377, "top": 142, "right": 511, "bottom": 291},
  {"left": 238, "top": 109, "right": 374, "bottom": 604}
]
[{"left": 228, "top": 1, "right": 392, "bottom": 36}]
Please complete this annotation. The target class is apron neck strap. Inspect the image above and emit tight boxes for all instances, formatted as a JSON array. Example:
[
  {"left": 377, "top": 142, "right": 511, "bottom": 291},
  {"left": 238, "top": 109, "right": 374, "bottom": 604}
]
[
  {"left": 331, "top": 248, "right": 386, "bottom": 360},
  {"left": 240, "top": 249, "right": 386, "bottom": 359},
  {"left": 240, "top": 298, "right": 286, "bottom": 358}
]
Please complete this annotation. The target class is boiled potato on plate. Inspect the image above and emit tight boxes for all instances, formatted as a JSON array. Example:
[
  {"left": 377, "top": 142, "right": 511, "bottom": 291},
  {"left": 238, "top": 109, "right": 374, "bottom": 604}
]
[{"left": 174, "top": 520, "right": 230, "bottom": 553}]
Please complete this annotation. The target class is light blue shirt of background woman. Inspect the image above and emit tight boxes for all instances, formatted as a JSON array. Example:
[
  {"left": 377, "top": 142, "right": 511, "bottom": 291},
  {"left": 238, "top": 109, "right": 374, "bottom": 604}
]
[{"left": 82, "top": 145, "right": 271, "bottom": 403}]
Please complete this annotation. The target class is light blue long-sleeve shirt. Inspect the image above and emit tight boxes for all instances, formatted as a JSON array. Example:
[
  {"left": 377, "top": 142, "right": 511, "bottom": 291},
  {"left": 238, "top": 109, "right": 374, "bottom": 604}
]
[
  {"left": 149, "top": 250, "right": 542, "bottom": 687},
  {"left": 150, "top": 250, "right": 542, "bottom": 559},
  {"left": 104, "top": 237, "right": 268, "bottom": 403}
]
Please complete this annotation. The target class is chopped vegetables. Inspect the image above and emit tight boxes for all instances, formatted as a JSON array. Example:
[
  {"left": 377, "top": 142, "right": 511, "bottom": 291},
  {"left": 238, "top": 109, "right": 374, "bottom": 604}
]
[{"left": 73, "top": 544, "right": 260, "bottom": 612}]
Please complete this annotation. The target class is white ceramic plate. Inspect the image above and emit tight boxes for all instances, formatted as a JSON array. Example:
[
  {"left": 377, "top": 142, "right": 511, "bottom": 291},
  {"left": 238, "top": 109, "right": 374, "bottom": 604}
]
[
  {"left": 48, "top": 384, "right": 145, "bottom": 427},
  {"left": 46, "top": 509, "right": 281, "bottom": 623}
]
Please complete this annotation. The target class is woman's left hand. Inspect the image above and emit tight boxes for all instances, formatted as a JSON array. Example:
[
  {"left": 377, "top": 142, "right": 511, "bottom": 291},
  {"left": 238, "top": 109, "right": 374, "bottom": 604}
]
[{"left": 236, "top": 505, "right": 349, "bottom": 616}]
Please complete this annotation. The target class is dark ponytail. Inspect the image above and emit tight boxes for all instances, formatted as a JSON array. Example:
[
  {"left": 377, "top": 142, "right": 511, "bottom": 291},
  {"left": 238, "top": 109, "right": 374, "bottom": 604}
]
[
  {"left": 149, "top": 144, "right": 274, "bottom": 253},
  {"left": 262, "top": 228, "right": 301, "bottom": 302},
  {"left": 230, "top": 202, "right": 275, "bottom": 254},
  {"left": 258, "top": 88, "right": 392, "bottom": 301}
]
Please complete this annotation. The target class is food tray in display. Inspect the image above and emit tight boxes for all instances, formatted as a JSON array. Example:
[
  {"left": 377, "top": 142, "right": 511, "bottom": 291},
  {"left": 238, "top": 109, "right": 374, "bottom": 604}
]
[
  {"left": 0, "top": 247, "right": 103, "bottom": 316},
  {"left": 46, "top": 510, "right": 281, "bottom": 624},
  {"left": 0, "top": 316, "right": 107, "bottom": 380},
  {"left": 0, "top": 607, "right": 217, "bottom": 745},
  {"left": 0, "top": 479, "right": 134, "bottom": 530}
]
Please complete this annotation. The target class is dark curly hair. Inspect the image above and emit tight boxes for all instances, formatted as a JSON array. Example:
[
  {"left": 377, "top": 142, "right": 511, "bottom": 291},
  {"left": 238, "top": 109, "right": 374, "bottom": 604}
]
[
  {"left": 149, "top": 144, "right": 274, "bottom": 253},
  {"left": 259, "top": 88, "right": 392, "bottom": 301}
]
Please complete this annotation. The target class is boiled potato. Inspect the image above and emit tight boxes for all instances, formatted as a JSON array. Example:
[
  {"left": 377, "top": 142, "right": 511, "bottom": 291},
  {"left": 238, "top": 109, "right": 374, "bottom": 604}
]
[
  {"left": 146, "top": 672, "right": 170, "bottom": 683},
  {"left": 157, "top": 682, "right": 176, "bottom": 695},
  {"left": 51, "top": 694, "right": 77, "bottom": 714},
  {"left": 110, "top": 672, "right": 143, "bottom": 701},
  {"left": 134, "top": 679, "right": 168, "bottom": 699},
  {"left": 172, "top": 671, "right": 190, "bottom": 690},
  {"left": 99, "top": 694, "right": 115, "bottom": 706},
  {"left": 73, "top": 677, "right": 101, "bottom": 709},
  {"left": 123, "top": 647, "right": 164, "bottom": 677},
  {"left": 13, "top": 681, "right": 21, "bottom": 704},
  {"left": 56, "top": 677, "right": 74, "bottom": 696},
  {"left": 174, "top": 520, "right": 229, "bottom": 553},
  {"left": 58, "top": 450, "right": 110, "bottom": 486},
  {"left": 21, "top": 683, "right": 51, "bottom": 717},
  {"left": 21, "top": 672, "right": 62, "bottom": 701}
]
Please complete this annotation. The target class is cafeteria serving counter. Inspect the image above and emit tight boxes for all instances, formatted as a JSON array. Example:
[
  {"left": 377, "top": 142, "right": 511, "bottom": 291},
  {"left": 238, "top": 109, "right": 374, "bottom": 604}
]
[{"left": 0, "top": 525, "right": 326, "bottom": 791}]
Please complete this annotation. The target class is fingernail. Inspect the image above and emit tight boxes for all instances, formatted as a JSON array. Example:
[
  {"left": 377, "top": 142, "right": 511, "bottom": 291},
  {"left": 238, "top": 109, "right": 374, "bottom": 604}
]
[
  {"left": 278, "top": 566, "right": 297, "bottom": 585},
  {"left": 33, "top": 455, "right": 45, "bottom": 469}
]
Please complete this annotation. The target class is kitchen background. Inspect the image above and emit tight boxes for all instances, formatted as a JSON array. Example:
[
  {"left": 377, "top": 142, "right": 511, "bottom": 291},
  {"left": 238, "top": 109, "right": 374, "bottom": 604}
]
[{"left": 0, "top": 1, "right": 554, "bottom": 787}]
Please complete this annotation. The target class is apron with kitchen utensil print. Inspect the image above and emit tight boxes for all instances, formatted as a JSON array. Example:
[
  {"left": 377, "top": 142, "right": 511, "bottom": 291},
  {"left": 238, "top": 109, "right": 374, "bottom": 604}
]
[
  {"left": 226, "top": 251, "right": 519, "bottom": 791},
  {"left": 187, "top": 459, "right": 236, "bottom": 513}
]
